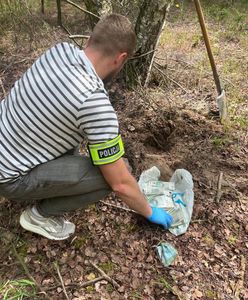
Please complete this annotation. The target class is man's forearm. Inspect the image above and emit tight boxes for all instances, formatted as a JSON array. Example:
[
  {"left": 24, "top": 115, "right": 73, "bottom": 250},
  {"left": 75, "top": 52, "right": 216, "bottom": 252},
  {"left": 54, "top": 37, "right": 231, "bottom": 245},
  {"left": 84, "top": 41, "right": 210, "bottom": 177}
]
[
  {"left": 99, "top": 158, "right": 152, "bottom": 218},
  {"left": 113, "top": 175, "right": 152, "bottom": 218}
]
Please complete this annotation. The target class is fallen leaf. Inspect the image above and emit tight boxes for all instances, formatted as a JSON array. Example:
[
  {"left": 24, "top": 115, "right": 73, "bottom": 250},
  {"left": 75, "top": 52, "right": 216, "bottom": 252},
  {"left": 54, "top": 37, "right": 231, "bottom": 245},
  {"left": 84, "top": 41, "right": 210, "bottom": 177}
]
[{"left": 86, "top": 272, "right": 96, "bottom": 281}]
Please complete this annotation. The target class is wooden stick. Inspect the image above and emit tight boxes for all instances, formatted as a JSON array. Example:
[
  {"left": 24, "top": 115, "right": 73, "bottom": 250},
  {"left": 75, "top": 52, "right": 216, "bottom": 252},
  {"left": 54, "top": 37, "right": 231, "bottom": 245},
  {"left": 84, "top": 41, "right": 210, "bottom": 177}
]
[
  {"left": 153, "top": 64, "right": 188, "bottom": 93},
  {"left": 193, "top": 0, "right": 222, "bottom": 95},
  {"left": 69, "top": 34, "right": 90, "bottom": 39},
  {"left": 215, "top": 171, "right": 223, "bottom": 202},
  {"left": 99, "top": 200, "right": 136, "bottom": 213},
  {"left": 79, "top": 276, "right": 105, "bottom": 288},
  {"left": 65, "top": 0, "right": 100, "bottom": 19},
  {"left": 61, "top": 25, "right": 81, "bottom": 48},
  {"left": 11, "top": 243, "right": 52, "bottom": 300},
  {"left": 234, "top": 255, "right": 245, "bottom": 299},
  {"left": 44, "top": 276, "right": 105, "bottom": 292},
  {"left": 129, "top": 50, "right": 156, "bottom": 60},
  {"left": 89, "top": 261, "right": 120, "bottom": 289},
  {"left": 54, "top": 262, "right": 70, "bottom": 300}
]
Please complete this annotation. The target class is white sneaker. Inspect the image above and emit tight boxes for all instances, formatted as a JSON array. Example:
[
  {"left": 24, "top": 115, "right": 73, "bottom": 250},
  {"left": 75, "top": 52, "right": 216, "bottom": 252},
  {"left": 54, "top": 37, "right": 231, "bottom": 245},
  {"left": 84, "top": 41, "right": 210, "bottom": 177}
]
[{"left": 20, "top": 207, "right": 75, "bottom": 240}]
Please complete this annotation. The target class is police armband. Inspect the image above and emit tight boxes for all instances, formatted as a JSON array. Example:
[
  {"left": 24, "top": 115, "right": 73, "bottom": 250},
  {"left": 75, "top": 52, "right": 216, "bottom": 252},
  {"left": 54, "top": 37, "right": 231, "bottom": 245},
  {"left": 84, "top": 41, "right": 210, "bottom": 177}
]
[{"left": 88, "top": 134, "right": 125, "bottom": 165}]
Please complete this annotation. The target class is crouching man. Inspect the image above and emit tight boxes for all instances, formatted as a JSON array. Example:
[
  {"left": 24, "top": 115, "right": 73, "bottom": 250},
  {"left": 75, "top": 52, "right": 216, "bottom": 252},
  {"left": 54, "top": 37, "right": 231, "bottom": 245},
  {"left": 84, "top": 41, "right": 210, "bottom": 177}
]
[{"left": 0, "top": 14, "right": 173, "bottom": 240}]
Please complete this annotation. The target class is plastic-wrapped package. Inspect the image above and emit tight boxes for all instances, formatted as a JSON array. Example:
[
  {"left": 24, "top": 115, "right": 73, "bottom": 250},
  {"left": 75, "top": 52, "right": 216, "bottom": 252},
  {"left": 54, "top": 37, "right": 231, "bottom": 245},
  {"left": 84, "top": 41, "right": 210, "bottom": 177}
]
[
  {"left": 139, "top": 167, "right": 194, "bottom": 236},
  {"left": 156, "top": 242, "right": 178, "bottom": 266}
]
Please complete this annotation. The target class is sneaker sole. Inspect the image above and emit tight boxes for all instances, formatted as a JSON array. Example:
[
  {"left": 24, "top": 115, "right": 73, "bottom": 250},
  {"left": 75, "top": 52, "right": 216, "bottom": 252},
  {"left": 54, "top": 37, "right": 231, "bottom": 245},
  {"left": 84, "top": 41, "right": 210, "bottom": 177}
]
[{"left": 20, "top": 213, "right": 70, "bottom": 241}]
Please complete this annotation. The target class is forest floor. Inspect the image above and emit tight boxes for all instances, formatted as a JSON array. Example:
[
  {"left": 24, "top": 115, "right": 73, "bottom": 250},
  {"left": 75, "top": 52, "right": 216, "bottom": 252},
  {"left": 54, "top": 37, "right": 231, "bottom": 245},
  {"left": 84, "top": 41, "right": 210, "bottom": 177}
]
[{"left": 0, "top": 1, "right": 248, "bottom": 300}]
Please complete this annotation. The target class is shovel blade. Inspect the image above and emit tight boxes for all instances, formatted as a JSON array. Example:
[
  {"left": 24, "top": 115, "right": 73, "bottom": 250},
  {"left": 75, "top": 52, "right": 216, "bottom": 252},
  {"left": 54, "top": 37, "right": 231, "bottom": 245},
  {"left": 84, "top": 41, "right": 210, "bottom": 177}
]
[{"left": 217, "top": 90, "right": 228, "bottom": 123}]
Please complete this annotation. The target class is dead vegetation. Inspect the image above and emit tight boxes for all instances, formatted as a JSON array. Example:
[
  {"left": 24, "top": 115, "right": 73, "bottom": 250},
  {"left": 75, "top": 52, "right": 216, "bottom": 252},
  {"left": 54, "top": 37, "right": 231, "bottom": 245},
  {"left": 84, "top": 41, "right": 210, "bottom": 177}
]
[{"left": 0, "top": 1, "right": 248, "bottom": 299}]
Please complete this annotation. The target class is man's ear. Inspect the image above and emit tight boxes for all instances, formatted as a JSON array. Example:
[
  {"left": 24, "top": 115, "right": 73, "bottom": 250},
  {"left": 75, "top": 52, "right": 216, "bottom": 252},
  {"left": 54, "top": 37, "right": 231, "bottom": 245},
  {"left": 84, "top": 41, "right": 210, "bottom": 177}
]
[{"left": 115, "top": 52, "right": 128, "bottom": 65}]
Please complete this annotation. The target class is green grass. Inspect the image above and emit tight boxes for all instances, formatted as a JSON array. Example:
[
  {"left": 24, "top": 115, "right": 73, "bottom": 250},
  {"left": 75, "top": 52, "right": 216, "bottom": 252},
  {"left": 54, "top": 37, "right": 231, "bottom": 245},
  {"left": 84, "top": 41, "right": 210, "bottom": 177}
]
[
  {"left": 202, "top": 234, "right": 215, "bottom": 247},
  {"left": 0, "top": 279, "right": 36, "bottom": 300},
  {"left": 98, "top": 261, "right": 116, "bottom": 273},
  {"left": 205, "top": 289, "right": 217, "bottom": 299},
  {"left": 0, "top": 0, "right": 39, "bottom": 32},
  {"left": 163, "top": 1, "right": 248, "bottom": 130},
  {"left": 211, "top": 136, "right": 230, "bottom": 149},
  {"left": 158, "top": 277, "right": 174, "bottom": 292}
]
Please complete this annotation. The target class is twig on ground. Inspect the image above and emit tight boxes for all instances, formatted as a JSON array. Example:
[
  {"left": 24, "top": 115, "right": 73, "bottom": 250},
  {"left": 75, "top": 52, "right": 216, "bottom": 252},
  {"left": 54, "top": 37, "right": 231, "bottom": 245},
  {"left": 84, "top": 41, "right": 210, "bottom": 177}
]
[
  {"left": 65, "top": 0, "right": 100, "bottom": 19},
  {"left": 234, "top": 255, "right": 245, "bottom": 299},
  {"left": 215, "top": 171, "right": 223, "bottom": 202},
  {"left": 11, "top": 243, "right": 52, "bottom": 300},
  {"left": 69, "top": 34, "right": 90, "bottom": 39},
  {"left": 191, "top": 219, "right": 207, "bottom": 223},
  {"left": 99, "top": 200, "right": 136, "bottom": 213},
  {"left": 45, "top": 276, "right": 105, "bottom": 292},
  {"left": 89, "top": 261, "right": 121, "bottom": 289},
  {"left": 54, "top": 262, "right": 70, "bottom": 300},
  {"left": 61, "top": 25, "right": 81, "bottom": 48},
  {"left": 153, "top": 63, "right": 188, "bottom": 93},
  {"left": 129, "top": 50, "right": 156, "bottom": 60},
  {"left": 79, "top": 276, "right": 105, "bottom": 288}
]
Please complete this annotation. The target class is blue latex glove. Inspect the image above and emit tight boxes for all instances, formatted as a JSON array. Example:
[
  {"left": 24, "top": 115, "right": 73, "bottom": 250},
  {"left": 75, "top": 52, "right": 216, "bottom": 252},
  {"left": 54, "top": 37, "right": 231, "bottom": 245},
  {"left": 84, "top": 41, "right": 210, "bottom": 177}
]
[{"left": 147, "top": 207, "right": 173, "bottom": 229}]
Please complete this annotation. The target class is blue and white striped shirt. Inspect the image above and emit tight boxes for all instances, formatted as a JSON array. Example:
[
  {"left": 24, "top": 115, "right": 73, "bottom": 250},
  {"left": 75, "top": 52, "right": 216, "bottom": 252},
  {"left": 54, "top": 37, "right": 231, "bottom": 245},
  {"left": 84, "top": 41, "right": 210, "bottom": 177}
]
[{"left": 0, "top": 42, "right": 119, "bottom": 183}]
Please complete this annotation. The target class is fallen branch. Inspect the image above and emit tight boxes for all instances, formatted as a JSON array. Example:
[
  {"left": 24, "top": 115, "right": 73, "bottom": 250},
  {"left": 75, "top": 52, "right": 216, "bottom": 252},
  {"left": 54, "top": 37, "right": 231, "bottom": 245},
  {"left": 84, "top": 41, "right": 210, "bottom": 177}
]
[
  {"left": 191, "top": 219, "right": 207, "bottom": 224},
  {"left": 61, "top": 25, "right": 81, "bottom": 48},
  {"left": 234, "top": 255, "right": 245, "bottom": 299},
  {"left": 215, "top": 171, "right": 223, "bottom": 202},
  {"left": 99, "top": 200, "right": 136, "bottom": 213},
  {"left": 79, "top": 276, "right": 105, "bottom": 288},
  {"left": 65, "top": 0, "right": 100, "bottom": 19},
  {"left": 45, "top": 276, "right": 105, "bottom": 292},
  {"left": 89, "top": 261, "right": 120, "bottom": 289},
  {"left": 69, "top": 34, "right": 90, "bottom": 39},
  {"left": 153, "top": 64, "right": 188, "bottom": 94},
  {"left": 130, "top": 50, "right": 156, "bottom": 60},
  {"left": 11, "top": 243, "right": 52, "bottom": 300},
  {"left": 54, "top": 262, "right": 70, "bottom": 300}
]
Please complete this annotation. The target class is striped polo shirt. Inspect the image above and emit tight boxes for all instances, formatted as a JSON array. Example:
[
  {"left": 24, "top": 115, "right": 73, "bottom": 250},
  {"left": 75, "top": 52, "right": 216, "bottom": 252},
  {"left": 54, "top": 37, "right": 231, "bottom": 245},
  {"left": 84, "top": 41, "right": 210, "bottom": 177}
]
[{"left": 0, "top": 42, "right": 119, "bottom": 183}]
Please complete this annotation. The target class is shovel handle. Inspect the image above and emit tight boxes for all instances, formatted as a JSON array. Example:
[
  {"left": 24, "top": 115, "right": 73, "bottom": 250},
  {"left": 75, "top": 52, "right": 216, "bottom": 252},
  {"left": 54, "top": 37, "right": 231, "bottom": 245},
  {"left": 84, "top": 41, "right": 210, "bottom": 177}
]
[{"left": 193, "top": 0, "right": 222, "bottom": 95}]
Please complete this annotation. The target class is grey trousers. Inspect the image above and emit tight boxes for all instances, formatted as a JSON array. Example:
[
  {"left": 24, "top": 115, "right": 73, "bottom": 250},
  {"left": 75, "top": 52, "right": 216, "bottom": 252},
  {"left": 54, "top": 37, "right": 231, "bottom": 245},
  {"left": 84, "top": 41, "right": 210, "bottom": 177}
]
[{"left": 0, "top": 153, "right": 111, "bottom": 217}]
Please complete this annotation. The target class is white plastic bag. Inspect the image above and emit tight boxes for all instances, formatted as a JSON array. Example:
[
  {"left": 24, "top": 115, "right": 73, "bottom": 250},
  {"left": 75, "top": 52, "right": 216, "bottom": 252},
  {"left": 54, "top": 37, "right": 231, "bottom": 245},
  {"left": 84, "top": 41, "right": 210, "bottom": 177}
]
[
  {"left": 139, "top": 167, "right": 194, "bottom": 236},
  {"left": 169, "top": 169, "right": 194, "bottom": 235}
]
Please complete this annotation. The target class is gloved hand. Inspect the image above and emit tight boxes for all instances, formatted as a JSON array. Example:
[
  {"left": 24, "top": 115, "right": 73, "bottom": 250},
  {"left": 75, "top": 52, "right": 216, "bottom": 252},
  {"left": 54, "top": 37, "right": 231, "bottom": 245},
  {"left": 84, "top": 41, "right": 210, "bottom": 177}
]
[{"left": 147, "top": 207, "right": 173, "bottom": 229}]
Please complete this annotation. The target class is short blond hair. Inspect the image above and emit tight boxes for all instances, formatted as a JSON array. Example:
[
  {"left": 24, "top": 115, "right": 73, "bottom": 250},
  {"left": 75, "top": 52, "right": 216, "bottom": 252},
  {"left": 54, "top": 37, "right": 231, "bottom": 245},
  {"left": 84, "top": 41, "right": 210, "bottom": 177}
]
[{"left": 88, "top": 14, "right": 136, "bottom": 57}]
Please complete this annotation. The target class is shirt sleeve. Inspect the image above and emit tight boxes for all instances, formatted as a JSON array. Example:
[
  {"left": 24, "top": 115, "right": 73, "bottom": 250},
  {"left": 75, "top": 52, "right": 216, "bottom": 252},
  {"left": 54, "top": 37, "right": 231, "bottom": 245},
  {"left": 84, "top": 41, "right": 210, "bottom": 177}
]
[{"left": 77, "top": 89, "right": 119, "bottom": 144}]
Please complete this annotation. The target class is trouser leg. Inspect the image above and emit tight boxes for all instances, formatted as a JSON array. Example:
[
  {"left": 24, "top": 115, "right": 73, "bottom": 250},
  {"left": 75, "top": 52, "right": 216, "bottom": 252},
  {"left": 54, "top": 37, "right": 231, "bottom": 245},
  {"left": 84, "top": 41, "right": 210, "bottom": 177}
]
[
  {"left": 0, "top": 154, "right": 111, "bottom": 216},
  {"left": 37, "top": 189, "right": 109, "bottom": 216}
]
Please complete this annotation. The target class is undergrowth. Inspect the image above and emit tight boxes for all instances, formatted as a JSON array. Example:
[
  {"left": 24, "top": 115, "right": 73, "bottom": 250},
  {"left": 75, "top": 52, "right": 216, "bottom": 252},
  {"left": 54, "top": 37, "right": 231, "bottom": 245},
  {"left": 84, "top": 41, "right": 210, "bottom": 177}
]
[
  {"left": 0, "top": 279, "right": 36, "bottom": 300},
  {"left": 162, "top": 0, "right": 248, "bottom": 130}
]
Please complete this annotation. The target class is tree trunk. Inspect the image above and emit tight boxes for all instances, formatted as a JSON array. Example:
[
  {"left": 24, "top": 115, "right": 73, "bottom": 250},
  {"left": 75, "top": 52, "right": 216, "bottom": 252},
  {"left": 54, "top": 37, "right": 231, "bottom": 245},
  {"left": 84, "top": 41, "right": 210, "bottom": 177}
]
[
  {"left": 127, "top": 0, "right": 174, "bottom": 86},
  {"left": 84, "top": 0, "right": 101, "bottom": 29},
  {"left": 84, "top": 0, "right": 174, "bottom": 87},
  {"left": 41, "top": 0, "right": 44, "bottom": 14},
  {"left": 84, "top": 0, "right": 112, "bottom": 29},
  {"left": 56, "top": 0, "right": 62, "bottom": 26}
]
